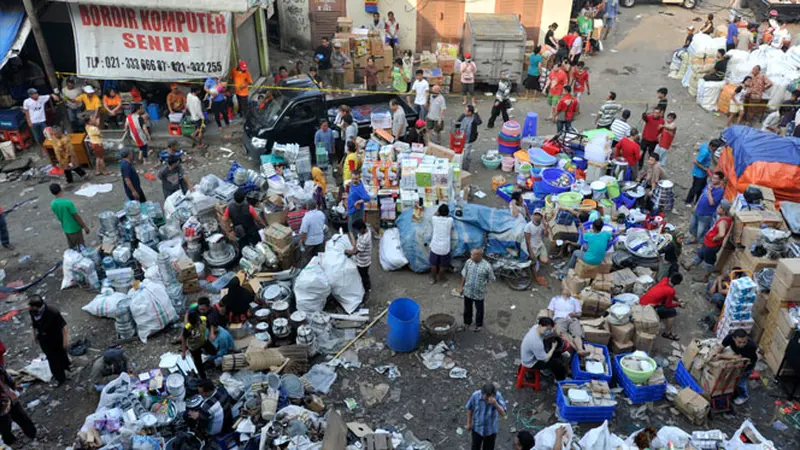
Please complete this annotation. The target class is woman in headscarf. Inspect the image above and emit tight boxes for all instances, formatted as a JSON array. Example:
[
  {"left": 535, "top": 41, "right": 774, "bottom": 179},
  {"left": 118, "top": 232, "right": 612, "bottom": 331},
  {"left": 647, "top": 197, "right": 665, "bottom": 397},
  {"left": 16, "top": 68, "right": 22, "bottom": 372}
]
[
  {"left": 221, "top": 277, "right": 253, "bottom": 324},
  {"left": 311, "top": 167, "right": 327, "bottom": 210}
]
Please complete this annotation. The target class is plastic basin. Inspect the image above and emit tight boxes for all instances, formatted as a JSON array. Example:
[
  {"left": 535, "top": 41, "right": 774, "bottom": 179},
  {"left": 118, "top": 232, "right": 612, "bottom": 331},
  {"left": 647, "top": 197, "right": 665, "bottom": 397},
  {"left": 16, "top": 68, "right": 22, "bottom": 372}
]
[
  {"left": 539, "top": 168, "right": 574, "bottom": 195},
  {"left": 619, "top": 355, "right": 657, "bottom": 384},
  {"left": 387, "top": 298, "right": 420, "bottom": 353}
]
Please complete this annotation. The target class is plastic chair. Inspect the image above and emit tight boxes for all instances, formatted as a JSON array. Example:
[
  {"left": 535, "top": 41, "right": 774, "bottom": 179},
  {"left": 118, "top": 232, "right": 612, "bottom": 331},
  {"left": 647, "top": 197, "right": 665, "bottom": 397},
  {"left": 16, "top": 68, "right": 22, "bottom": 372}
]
[
  {"left": 515, "top": 365, "right": 541, "bottom": 391},
  {"left": 522, "top": 112, "right": 538, "bottom": 138}
]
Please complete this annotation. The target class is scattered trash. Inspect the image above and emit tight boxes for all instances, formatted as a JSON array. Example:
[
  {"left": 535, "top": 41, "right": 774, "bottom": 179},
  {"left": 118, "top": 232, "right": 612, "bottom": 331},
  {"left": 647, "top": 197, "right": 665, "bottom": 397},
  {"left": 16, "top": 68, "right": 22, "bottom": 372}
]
[
  {"left": 421, "top": 342, "right": 450, "bottom": 370},
  {"left": 27, "top": 399, "right": 41, "bottom": 409},
  {"left": 403, "top": 413, "right": 414, "bottom": 420},
  {"left": 449, "top": 367, "right": 467, "bottom": 379},
  {"left": 17, "top": 255, "right": 30, "bottom": 264},
  {"left": 456, "top": 427, "right": 464, "bottom": 436},
  {"left": 375, "top": 364, "right": 401, "bottom": 380},
  {"left": 345, "top": 398, "right": 359, "bottom": 410}
]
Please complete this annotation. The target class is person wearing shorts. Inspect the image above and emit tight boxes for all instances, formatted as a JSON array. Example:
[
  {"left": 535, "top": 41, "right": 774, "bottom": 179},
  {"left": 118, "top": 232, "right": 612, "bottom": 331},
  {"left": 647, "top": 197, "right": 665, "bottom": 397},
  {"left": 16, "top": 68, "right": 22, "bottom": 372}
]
[
  {"left": 429, "top": 204, "right": 454, "bottom": 284},
  {"left": 524, "top": 209, "right": 550, "bottom": 287},
  {"left": 639, "top": 274, "right": 683, "bottom": 341},
  {"left": 547, "top": 290, "right": 588, "bottom": 356},
  {"left": 547, "top": 63, "right": 569, "bottom": 120}
]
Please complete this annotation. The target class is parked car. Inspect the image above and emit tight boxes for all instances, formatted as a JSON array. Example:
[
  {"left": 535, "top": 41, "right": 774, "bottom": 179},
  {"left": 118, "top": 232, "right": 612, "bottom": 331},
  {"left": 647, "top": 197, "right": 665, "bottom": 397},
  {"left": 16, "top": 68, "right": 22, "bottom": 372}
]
[{"left": 622, "top": 0, "right": 697, "bottom": 9}]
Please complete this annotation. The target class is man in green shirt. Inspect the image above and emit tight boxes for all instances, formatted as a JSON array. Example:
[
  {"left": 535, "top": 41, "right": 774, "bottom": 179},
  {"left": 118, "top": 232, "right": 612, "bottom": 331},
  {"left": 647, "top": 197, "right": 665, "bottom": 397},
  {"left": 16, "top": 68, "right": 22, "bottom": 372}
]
[
  {"left": 49, "top": 183, "right": 89, "bottom": 250},
  {"left": 567, "top": 219, "right": 612, "bottom": 269}
]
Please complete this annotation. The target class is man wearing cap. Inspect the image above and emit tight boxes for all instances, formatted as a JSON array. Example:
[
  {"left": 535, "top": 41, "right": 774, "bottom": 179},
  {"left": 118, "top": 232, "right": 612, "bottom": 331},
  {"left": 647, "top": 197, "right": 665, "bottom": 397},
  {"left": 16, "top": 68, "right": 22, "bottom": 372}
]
[
  {"left": 62, "top": 77, "right": 84, "bottom": 131},
  {"left": 119, "top": 149, "right": 146, "bottom": 202},
  {"left": 525, "top": 209, "right": 550, "bottom": 287},
  {"left": 231, "top": 60, "right": 253, "bottom": 118},
  {"left": 23, "top": 88, "right": 60, "bottom": 150},
  {"left": 684, "top": 26, "right": 696, "bottom": 48},
  {"left": 406, "top": 119, "right": 427, "bottom": 145},
  {"left": 166, "top": 84, "right": 187, "bottom": 115},
  {"left": 683, "top": 199, "right": 733, "bottom": 282},
  {"left": 331, "top": 42, "right": 351, "bottom": 90},
  {"left": 74, "top": 85, "right": 101, "bottom": 121},
  {"left": 460, "top": 54, "right": 477, "bottom": 107},
  {"left": 158, "top": 155, "right": 191, "bottom": 200},
  {"left": 426, "top": 85, "right": 447, "bottom": 144},
  {"left": 487, "top": 70, "right": 512, "bottom": 129}
]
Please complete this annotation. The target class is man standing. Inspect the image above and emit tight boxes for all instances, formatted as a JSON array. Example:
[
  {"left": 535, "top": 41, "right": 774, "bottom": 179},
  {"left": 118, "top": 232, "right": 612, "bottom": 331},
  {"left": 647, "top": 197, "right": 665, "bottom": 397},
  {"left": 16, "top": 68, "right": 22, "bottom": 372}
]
[
  {"left": 23, "top": 88, "right": 59, "bottom": 153},
  {"left": 314, "top": 120, "right": 335, "bottom": 164},
  {"left": 524, "top": 209, "right": 550, "bottom": 287},
  {"left": 569, "top": 29, "right": 583, "bottom": 66},
  {"left": 460, "top": 54, "right": 477, "bottom": 107},
  {"left": 465, "top": 383, "right": 506, "bottom": 450},
  {"left": 331, "top": 42, "right": 351, "bottom": 90},
  {"left": 555, "top": 86, "right": 577, "bottom": 133},
  {"left": 603, "top": 0, "right": 619, "bottom": 40},
  {"left": 231, "top": 60, "right": 252, "bottom": 118},
  {"left": 520, "top": 317, "right": 567, "bottom": 380},
  {"left": 456, "top": 105, "right": 482, "bottom": 171},
  {"left": 639, "top": 274, "right": 684, "bottom": 341},
  {"left": 187, "top": 86, "right": 206, "bottom": 149},
  {"left": 124, "top": 104, "right": 151, "bottom": 164},
  {"left": 595, "top": 91, "right": 622, "bottom": 130},
  {"left": 687, "top": 171, "right": 725, "bottom": 245},
  {"left": 62, "top": 77, "right": 84, "bottom": 131},
  {"left": 430, "top": 204, "right": 454, "bottom": 285},
  {"left": 683, "top": 200, "right": 732, "bottom": 281},
  {"left": 158, "top": 156, "right": 191, "bottom": 200},
  {"left": 119, "top": 149, "right": 146, "bottom": 202},
  {"left": 459, "top": 247, "right": 496, "bottom": 332},
  {"left": 685, "top": 139, "right": 719, "bottom": 207},
  {"left": 548, "top": 63, "right": 569, "bottom": 122},
  {"left": 204, "top": 77, "right": 229, "bottom": 129},
  {"left": 487, "top": 71, "right": 512, "bottom": 129},
  {"left": 570, "top": 62, "right": 591, "bottom": 114},
  {"left": 384, "top": 11, "right": 400, "bottom": 49},
  {"left": 410, "top": 70, "right": 430, "bottom": 120},
  {"left": 727, "top": 16, "right": 740, "bottom": 51},
  {"left": 0, "top": 363, "right": 37, "bottom": 445},
  {"left": 314, "top": 37, "right": 333, "bottom": 86},
  {"left": 426, "top": 85, "right": 447, "bottom": 144},
  {"left": 166, "top": 84, "right": 187, "bottom": 115},
  {"left": 51, "top": 127, "right": 88, "bottom": 184},
  {"left": 223, "top": 189, "right": 266, "bottom": 249},
  {"left": 368, "top": 12, "right": 384, "bottom": 40},
  {"left": 712, "top": 328, "right": 758, "bottom": 405},
  {"left": 181, "top": 310, "right": 217, "bottom": 380},
  {"left": 390, "top": 99, "right": 407, "bottom": 141},
  {"left": 639, "top": 109, "right": 665, "bottom": 169},
  {"left": 347, "top": 172, "right": 371, "bottom": 231},
  {"left": 300, "top": 200, "right": 326, "bottom": 265},
  {"left": 347, "top": 219, "right": 373, "bottom": 297},
  {"left": 614, "top": 127, "right": 641, "bottom": 180},
  {"left": 28, "top": 296, "right": 70, "bottom": 387},
  {"left": 50, "top": 183, "right": 89, "bottom": 250}
]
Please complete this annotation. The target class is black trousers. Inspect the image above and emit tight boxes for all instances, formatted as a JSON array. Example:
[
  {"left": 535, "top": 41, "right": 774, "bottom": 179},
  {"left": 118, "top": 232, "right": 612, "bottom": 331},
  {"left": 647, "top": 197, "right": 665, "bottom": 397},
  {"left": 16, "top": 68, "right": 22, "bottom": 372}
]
[
  {"left": 471, "top": 431, "right": 496, "bottom": 450},
  {"left": 65, "top": 167, "right": 87, "bottom": 184},
  {"left": 685, "top": 176, "right": 707, "bottom": 205},
  {"left": 211, "top": 101, "right": 229, "bottom": 127},
  {"left": 41, "top": 343, "right": 70, "bottom": 384},
  {"left": 463, "top": 296, "right": 484, "bottom": 328},
  {"left": 190, "top": 340, "right": 218, "bottom": 379},
  {"left": 488, "top": 100, "right": 510, "bottom": 127},
  {"left": 531, "top": 357, "right": 567, "bottom": 381},
  {"left": 0, "top": 402, "right": 36, "bottom": 444},
  {"left": 126, "top": 188, "right": 146, "bottom": 203},
  {"left": 237, "top": 95, "right": 249, "bottom": 117},
  {"left": 358, "top": 265, "right": 371, "bottom": 292},
  {"left": 640, "top": 139, "right": 657, "bottom": 168}
]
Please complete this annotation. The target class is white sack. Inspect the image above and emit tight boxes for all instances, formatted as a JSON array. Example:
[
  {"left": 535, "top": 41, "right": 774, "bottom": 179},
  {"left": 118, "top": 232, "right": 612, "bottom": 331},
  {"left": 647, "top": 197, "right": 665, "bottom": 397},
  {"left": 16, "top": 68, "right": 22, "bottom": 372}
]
[
  {"left": 83, "top": 292, "right": 129, "bottom": 318},
  {"left": 320, "top": 248, "right": 363, "bottom": 314},
  {"left": 696, "top": 79, "right": 725, "bottom": 111},
  {"left": 379, "top": 228, "right": 409, "bottom": 271},
  {"left": 724, "top": 420, "right": 776, "bottom": 450},
  {"left": 294, "top": 257, "right": 331, "bottom": 314},
  {"left": 133, "top": 245, "right": 158, "bottom": 269},
  {"left": 128, "top": 280, "right": 178, "bottom": 343},
  {"left": 579, "top": 421, "right": 626, "bottom": 450},
  {"left": 534, "top": 423, "right": 575, "bottom": 450}
]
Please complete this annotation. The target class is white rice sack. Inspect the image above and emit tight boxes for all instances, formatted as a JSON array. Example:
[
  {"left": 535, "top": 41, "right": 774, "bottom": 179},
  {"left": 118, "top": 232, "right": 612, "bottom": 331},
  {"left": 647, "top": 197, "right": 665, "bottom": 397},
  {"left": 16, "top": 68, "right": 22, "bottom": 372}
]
[
  {"left": 697, "top": 79, "right": 725, "bottom": 112},
  {"left": 82, "top": 292, "right": 129, "bottom": 318},
  {"left": 682, "top": 64, "right": 693, "bottom": 88},
  {"left": 128, "top": 279, "right": 178, "bottom": 343},
  {"left": 688, "top": 33, "right": 712, "bottom": 57}
]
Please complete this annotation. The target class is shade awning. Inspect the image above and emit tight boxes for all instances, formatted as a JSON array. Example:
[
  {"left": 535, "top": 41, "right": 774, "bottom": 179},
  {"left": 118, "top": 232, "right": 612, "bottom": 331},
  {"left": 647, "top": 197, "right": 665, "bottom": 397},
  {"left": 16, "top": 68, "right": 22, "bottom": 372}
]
[{"left": 0, "top": 10, "right": 31, "bottom": 70}]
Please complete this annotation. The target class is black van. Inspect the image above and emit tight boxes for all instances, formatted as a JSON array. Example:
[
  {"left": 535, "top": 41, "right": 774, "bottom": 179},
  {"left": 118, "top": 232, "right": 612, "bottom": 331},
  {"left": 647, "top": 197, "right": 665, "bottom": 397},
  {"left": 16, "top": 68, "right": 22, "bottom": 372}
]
[{"left": 242, "top": 75, "right": 418, "bottom": 161}]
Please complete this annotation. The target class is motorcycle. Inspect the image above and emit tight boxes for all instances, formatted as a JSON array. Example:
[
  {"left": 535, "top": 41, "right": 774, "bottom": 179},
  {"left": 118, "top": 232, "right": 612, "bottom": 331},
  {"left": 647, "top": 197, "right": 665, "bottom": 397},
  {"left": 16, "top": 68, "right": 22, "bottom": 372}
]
[{"left": 485, "top": 253, "right": 533, "bottom": 291}]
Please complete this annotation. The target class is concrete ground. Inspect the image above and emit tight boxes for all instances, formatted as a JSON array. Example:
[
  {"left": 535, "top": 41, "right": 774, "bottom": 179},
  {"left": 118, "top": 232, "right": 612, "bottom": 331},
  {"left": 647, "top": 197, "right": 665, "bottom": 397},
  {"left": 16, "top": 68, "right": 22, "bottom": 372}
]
[{"left": 0, "top": 0, "right": 795, "bottom": 448}]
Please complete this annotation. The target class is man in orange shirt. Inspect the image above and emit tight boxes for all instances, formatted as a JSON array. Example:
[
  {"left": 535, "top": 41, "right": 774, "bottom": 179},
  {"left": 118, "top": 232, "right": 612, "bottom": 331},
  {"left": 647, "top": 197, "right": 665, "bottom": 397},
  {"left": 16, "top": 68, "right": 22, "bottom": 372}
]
[
  {"left": 166, "top": 84, "right": 187, "bottom": 115},
  {"left": 231, "top": 60, "right": 253, "bottom": 118}
]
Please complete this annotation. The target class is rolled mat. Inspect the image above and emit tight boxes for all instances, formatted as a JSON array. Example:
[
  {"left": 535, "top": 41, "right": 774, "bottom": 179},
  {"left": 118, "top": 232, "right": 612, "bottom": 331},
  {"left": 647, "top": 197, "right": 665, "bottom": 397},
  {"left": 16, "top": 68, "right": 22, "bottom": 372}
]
[{"left": 246, "top": 349, "right": 286, "bottom": 371}]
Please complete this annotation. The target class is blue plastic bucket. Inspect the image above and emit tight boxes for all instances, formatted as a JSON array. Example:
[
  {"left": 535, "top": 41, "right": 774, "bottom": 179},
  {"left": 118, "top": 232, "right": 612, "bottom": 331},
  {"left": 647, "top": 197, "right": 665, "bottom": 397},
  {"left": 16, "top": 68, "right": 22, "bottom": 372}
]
[
  {"left": 146, "top": 103, "right": 160, "bottom": 121},
  {"left": 539, "top": 168, "right": 574, "bottom": 195},
  {"left": 386, "top": 298, "right": 420, "bottom": 352}
]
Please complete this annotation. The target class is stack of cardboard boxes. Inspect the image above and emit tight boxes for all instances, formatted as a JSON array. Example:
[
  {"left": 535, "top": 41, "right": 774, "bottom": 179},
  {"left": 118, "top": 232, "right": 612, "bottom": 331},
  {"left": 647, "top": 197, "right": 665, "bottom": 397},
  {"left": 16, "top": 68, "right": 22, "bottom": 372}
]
[
  {"left": 758, "top": 258, "right": 800, "bottom": 375},
  {"left": 176, "top": 257, "right": 200, "bottom": 294},
  {"left": 682, "top": 339, "right": 750, "bottom": 398},
  {"left": 337, "top": 17, "right": 392, "bottom": 87},
  {"left": 630, "top": 305, "right": 660, "bottom": 354},
  {"left": 264, "top": 223, "right": 298, "bottom": 270}
]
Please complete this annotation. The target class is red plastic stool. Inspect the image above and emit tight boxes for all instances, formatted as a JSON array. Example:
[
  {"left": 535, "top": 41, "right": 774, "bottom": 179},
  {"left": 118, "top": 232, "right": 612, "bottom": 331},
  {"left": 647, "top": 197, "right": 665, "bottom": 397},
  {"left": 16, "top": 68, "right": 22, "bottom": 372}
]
[
  {"left": 515, "top": 365, "right": 540, "bottom": 391},
  {"left": 168, "top": 123, "right": 181, "bottom": 136}
]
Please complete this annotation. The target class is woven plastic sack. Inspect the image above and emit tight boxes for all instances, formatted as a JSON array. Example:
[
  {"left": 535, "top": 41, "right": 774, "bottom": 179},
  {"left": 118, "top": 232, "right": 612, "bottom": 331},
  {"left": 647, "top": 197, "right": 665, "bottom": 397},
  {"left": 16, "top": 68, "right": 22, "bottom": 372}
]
[
  {"left": 294, "top": 257, "right": 331, "bottom": 314},
  {"left": 83, "top": 292, "right": 129, "bottom": 318},
  {"left": 128, "top": 280, "right": 178, "bottom": 343}
]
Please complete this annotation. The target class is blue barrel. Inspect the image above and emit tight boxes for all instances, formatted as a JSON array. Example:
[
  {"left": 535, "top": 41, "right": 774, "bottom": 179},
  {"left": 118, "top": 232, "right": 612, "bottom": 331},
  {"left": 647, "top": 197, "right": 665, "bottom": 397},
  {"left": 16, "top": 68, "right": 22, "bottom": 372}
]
[
  {"left": 146, "top": 103, "right": 160, "bottom": 121},
  {"left": 386, "top": 298, "right": 420, "bottom": 353}
]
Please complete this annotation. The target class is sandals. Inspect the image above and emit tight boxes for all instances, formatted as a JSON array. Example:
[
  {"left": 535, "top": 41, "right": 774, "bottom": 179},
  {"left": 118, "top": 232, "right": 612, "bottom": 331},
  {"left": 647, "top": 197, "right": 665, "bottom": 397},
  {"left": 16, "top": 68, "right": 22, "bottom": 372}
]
[
  {"left": 661, "top": 332, "right": 679, "bottom": 341},
  {"left": 535, "top": 276, "right": 549, "bottom": 287}
]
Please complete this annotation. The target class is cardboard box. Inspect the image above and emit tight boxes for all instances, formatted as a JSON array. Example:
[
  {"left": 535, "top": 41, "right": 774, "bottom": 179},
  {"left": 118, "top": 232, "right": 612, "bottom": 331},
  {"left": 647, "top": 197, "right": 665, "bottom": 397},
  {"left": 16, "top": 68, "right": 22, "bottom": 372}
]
[
  {"left": 425, "top": 142, "right": 456, "bottom": 161},
  {"left": 383, "top": 45, "right": 393, "bottom": 64},
  {"left": 437, "top": 55, "right": 456, "bottom": 74},
  {"left": 775, "top": 308, "right": 796, "bottom": 342},
  {"left": 344, "top": 67, "right": 355, "bottom": 85},
  {"left": 579, "top": 288, "right": 612, "bottom": 317},
  {"left": 633, "top": 331, "right": 657, "bottom": 354},
  {"left": 591, "top": 273, "right": 613, "bottom": 293},
  {"left": 732, "top": 210, "right": 784, "bottom": 245},
  {"left": 776, "top": 258, "right": 800, "bottom": 288},
  {"left": 563, "top": 269, "right": 591, "bottom": 296},
  {"left": 750, "top": 321, "right": 763, "bottom": 343},
  {"left": 681, "top": 339, "right": 702, "bottom": 370},
  {"left": 182, "top": 278, "right": 201, "bottom": 294},
  {"left": 631, "top": 305, "right": 660, "bottom": 335},
  {"left": 574, "top": 254, "right": 612, "bottom": 279},
  {"left": 611, "top": 268, "right": 637, "bottom": 294},
  {"left": 770, "top": 326, "right": 789, "bottom": 355},
  {"left": 675, "top": 388, "right": 710, "bottom": 425},
  {"left": 265, "top": 210, "right": 288, "bottom": 226},
  {"left": 582, "top": 317, "right": 610, "bottom": 346},
  {"left": 700, "top": 358, "right": 749, "bottom": 397},
  {"left": 264, "top": 223, "right": 293, "bottom": 248},
  {"left": 451, "top": 76, "right": 462, "bottom": 94},
  {"left": 609, "top": 322, "right": 635, "bottom": 343},
  {"left": 609, "top": 339, "right": 635, "bottom": 354},
  {"left": 369, "top": 38, "right": 384, "bottom": 56},
  {"left": 732, "top": 247, "right": 778, "bottom": 274},
  {"left": 763, "top": 348, "right": 783, "bottom": 375},
  {"left": 175, "top": 258, "right": 197, "bottom": 282},
  {"left": 769, "top": 276, "right": 800, "bottom": 302},
  {"left": 337, "top": 17, "right": 353, "bottom": 33}
]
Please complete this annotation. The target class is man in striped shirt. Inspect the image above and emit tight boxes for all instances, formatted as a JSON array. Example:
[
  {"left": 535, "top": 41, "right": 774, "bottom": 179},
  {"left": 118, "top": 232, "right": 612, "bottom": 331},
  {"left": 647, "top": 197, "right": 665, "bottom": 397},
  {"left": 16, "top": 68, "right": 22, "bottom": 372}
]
[
  {"left": 610, "top": 109, "right": 632, "bottom": 146},
  {"left": 595, "top": 91, "right": 622, "bottom": 130},
  {"left": 347, "top": 219, "right": 372, "bottom": 297}
]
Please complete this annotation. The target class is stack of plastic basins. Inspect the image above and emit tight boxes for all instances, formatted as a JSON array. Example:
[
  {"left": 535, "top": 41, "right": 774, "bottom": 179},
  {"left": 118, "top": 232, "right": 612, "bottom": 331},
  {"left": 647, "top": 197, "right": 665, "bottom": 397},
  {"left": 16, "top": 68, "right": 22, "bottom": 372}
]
[
  {"left": 613, "top": 354, "right": 666, "bottom": 404},
  {"left": 498, "top": 120, "right": 522, "bottom": 155},
  {"left": 716, "top": 276, "right": 757, "bottom": 339}
]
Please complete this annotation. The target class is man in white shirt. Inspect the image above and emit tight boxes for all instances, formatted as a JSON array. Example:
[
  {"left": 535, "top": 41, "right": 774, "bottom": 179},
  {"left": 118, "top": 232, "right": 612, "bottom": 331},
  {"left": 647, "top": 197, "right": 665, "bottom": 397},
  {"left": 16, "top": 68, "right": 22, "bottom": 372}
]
[
  {"left": 390, "top": 99, "right": 406, "bottom": 140},
  {"left": 300, "top": 200, "right": 327, "bottom": 266},
  {"left": 429, "top": 204, "right": 453, "bottom": 284},
  {"left": 547, "top": 289, "right": 588, "bottom": 355},
  {"left": 186, "top": 86, "right": 206, "bottom": 148},
  {"left": 772, "top": 22, "right": 791, "bottom": 50},
  {"left": 368, "top": 12, "right": 384, "bottom": 41},
  {"left": 610, "top": 110, "right": 632, "bottom": 145},
  {"left": 410, "top": 70, "right": 430, "bottom": 120},
  {"left": 524, "top": 209, "right": 550, "bottom": 287},
  {"left": 569, "top": 30, "right": 583, "bottom": 66},
  {"left": 520, "top": 317, "right": 567, "bottom": 380},
  {"left": 23, "top": 88, "right": 60, "bottom": 150}
]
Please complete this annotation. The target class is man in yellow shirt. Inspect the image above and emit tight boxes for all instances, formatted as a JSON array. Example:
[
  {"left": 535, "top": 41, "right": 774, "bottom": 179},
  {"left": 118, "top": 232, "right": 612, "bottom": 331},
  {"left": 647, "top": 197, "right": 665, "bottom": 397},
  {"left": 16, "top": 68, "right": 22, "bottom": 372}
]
[
  {"left": 342, "top": 141, "right": 361, "bottom": 183},
  {"left": 75, "top": 86, "right": 101, "bottom": 121},
  {"left": 51, "top": 127, "right": 88, "bottom": 184},
  {"left": 231, "top": 60, "right": 253, "bottom": 118}
]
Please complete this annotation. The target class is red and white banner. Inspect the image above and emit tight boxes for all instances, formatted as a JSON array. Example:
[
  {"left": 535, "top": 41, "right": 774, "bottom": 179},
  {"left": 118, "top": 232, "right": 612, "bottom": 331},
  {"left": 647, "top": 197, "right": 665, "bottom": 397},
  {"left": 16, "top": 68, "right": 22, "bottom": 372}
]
[{"left": 68, "top": 4, "right": 232, "bottom": 80}]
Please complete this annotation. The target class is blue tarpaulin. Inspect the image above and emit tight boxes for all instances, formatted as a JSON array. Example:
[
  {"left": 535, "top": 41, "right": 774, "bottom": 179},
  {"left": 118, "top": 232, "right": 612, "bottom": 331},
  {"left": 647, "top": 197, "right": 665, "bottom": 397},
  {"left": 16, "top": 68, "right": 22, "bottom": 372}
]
[
  {"left": 396, "top": 203, "right": 529, "bottom": 273},
  {"left": 0, "top": 10, "right": 25, "bottom": 69},
  {"left": 721, "top": 125, "right": 800, "bottom": 177}
]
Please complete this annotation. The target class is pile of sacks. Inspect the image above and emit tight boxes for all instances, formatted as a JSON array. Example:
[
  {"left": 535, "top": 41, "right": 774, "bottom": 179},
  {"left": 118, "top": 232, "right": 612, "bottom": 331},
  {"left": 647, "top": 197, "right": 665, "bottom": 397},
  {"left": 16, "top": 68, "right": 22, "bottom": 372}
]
[{"left": 294, "top": 234, "right": 364, "bottom": 315}]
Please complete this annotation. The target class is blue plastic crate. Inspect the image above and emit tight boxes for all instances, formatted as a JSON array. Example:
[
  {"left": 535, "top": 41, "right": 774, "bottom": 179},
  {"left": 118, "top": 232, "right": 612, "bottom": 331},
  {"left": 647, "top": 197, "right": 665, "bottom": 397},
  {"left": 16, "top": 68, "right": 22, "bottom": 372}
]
[
  {"left": 556, "top": 380, "right": 616, "bottom": 423},
  {"left": 613, "top": 354, "right": 666, "bottom": 404},
  {"left": 674, "top": 361, "right": 704, "bottom": 395},
  {"left": 496, "top": 184, "right": 515, "bottom": 203},
  {"left": 571, "top": 342, "right": 613, "bottom": 382},
  {"left": 0, "top": 108, "right": 26, "bottom": 131}
]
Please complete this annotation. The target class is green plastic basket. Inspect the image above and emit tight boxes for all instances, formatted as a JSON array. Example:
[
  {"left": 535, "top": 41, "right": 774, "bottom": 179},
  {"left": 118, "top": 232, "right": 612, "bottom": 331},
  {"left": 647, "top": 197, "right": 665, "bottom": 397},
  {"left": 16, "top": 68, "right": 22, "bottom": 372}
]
[
  {"left": 620, "top": 355, "right": 657, "bottom": 385},
  {"left": 482, "top": 155, "right": 501, "bottom": 170}
]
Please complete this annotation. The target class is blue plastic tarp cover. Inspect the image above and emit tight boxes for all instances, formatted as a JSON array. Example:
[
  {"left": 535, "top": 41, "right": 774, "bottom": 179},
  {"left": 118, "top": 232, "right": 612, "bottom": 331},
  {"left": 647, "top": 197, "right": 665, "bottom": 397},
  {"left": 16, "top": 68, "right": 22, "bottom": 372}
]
[
  {"left": 395, "top": 203, "right": 529, "bottom": 273},
  {"left": 0, "top": 10, "right": 24, "bottom": 64},
  {"left": 721, "top": 125, "right": 800, "bottom": 177}
]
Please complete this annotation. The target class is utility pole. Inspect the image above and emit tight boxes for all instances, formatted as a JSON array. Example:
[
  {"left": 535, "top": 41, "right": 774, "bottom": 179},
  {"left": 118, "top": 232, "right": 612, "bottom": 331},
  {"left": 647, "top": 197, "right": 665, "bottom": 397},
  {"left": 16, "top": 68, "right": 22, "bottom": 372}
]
[{"left": 22, "top": 0, "right": 58, "bottom": 91}]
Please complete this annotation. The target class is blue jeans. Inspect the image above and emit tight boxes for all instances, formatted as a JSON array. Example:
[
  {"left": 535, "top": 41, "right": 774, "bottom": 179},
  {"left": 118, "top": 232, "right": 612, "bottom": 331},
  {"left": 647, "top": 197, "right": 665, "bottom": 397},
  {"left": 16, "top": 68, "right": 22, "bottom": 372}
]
[
  {"left": 0, "top": 213, "right": 8, "bottom": 246},
  {"left": 31, "top": 122, "right": 46, "bottom": 144},
  {"left": 567, "top": 249, "right": 586, "bottom": 270},
  {"left": 414, "top": 104, "right": 426, "bottom": 121},
  {"left": 706, "top": 279, "right": 725, "bottom": 307},
  {"left": 689, "top": 212, "right": 713, "bottom": 242},
  {"left": 737, "top": 367, "right": 754, "bottom": 399}
]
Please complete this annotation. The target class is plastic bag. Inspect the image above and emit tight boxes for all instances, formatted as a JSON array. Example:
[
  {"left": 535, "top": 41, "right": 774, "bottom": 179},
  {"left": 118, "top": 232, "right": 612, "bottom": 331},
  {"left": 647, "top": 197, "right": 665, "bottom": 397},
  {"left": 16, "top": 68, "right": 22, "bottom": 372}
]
[
  {"left": 128, "top": 280, "right": 178, "bottom": 343},
  {"left": 656, "top": 426, "right": 691, "bottom": 449},
  {"left": 97, "top": 372, "right": 133, "bottom": 411},
  {"left": 219, "top": 372, "right": 245, "bottom": 400},
  {"left": 61, "top": 249, "right": 85, "bottom": 290},
  {"left": 534, "top": 423, "right": 574, "bottom": 450},
  {"left": 157, "top": 238, "right": 188, "bottom": 261},
  {"left": 320, "top": 247, "right": 363, "bottom": 314},
  {"left": 163, "top": 189, "right": 187, "bottom": 221},
  {"left": 325, "top": 233, "right": 353, "bottom": 253},
  {"left": 133, "top": 245, "right": 158, "bottom": 269},
  {"left": 83, "top": 292, "right": 129, "bottom": 318},
  {"left": 724, "top": 420, "right": 776, "bottom": 450},
  {"left": 579, "top": 421, "right": 625, "bottom": 450},
  {"left": 294, "top": 258, "right": 331, "bottom": 314},
  {"left": 379, "top": 228, "right": 409, "bottom": 271},
  {"left": 304, "top": 364, "right": 338, "bottom": 394}
]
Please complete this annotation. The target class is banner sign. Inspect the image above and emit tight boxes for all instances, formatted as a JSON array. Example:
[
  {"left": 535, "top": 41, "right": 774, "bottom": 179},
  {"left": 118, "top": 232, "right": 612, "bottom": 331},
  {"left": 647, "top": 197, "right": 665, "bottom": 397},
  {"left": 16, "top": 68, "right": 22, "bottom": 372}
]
[{"left": 68, "top": 4, "right": 232, "bottom": 80}]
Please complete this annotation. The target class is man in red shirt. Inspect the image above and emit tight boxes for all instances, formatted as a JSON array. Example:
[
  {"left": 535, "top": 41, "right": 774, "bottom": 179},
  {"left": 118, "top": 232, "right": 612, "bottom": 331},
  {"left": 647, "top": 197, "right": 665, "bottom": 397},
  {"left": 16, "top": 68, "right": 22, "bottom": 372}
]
[
  {"left": 562, "top": 32, "right": 576, "bottom": 51},
  {"left": 639, "top": 109, "right": 664, "bottom": 169},
  {"left": 571, "top": 62, "right": 591, "bottom": 114},
  {"left": 614, "top": 128, "right": 641, "bottom": 180},
  {"left": 555, "top": 86, "right": 577, "bottom": 134},
  {"left": 683, "top": 199, "right": 732, "bottom": 282},
  {"left": 548, "top": 62, "right": 569, "bottom": 121},
  {"left": 639, "top": 274, "right": 684, "bottom": 341},
  {"left": 654, "top": 112, "right": 677, "bottom": 166}
]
